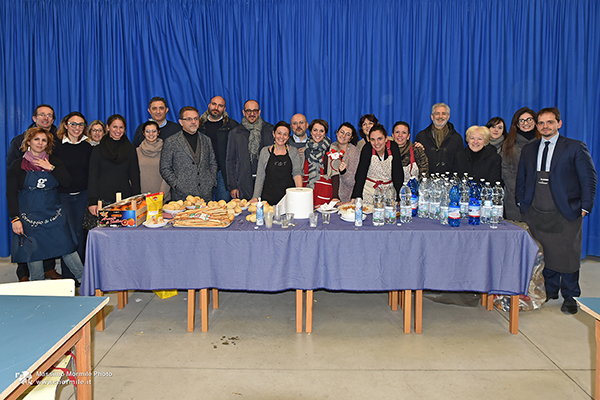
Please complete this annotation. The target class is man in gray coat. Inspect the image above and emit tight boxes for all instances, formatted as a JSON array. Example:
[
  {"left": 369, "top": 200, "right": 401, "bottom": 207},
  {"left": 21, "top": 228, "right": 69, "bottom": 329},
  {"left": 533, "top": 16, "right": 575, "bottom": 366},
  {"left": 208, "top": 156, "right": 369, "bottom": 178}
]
[{"left": 160, "top": 106, "right": 217, "bottom": 201}]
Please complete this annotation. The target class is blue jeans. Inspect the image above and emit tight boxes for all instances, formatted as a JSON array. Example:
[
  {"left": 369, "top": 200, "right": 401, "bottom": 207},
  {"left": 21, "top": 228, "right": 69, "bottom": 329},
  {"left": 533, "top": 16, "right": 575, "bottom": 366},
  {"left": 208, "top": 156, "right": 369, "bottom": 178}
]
[
  {"left": 213, "top": 170, "right": 231, "bottom": 202},
  {"left": 28, "top": 251, "right": 83, "bottom": 281}
]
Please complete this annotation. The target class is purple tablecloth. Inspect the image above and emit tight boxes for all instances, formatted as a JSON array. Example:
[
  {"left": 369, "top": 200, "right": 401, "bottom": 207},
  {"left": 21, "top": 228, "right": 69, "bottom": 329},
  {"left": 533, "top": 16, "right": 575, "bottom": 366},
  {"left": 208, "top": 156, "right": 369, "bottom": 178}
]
[{"left": 81, "top": 214, "right": 538, "bottom": 296}]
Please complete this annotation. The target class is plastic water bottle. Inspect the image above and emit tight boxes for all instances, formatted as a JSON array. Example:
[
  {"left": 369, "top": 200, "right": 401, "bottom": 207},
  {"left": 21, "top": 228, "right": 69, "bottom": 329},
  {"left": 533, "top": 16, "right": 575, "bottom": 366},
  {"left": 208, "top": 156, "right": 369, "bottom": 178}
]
[
  {"left": 491, "top": 181, "right": 504, "bottom": 229},
  {"left": 468, "top": 182, "right": 481, "bottom": 225},
  {"left": 372, "top": 187, "right": 385, "bottom": 226},
  {"left": 384, "top": 186, "right": 397, "bottom": 224},
  {"left": 480, "top": 182, "right": 493, "bottom": 224},
  {"left": 459, "top": 178, "right": 469, "bottom": 219},
  {"left": 256, "top": 198, "right": 264, "bottom": 226},
  {"left": 399, "top": 184, "right": 412, "bottom": 223},
  {"left": 429, "top": 179, "right": 442, "bottom": 219},
  {"left": 407, "top": 178, "right": 419, "bottom": 217},
  {"left": 439, "top": 188, "right": 449, "bottom": 225},
  {"left": 448, "top": 184, "right": 461, "bottom": 227},
  {"left": 355, "top": 197, "right": 363, "bottom": 227},
  {"left": 418, "top": 177, "right": 430, "bottom": 218}
]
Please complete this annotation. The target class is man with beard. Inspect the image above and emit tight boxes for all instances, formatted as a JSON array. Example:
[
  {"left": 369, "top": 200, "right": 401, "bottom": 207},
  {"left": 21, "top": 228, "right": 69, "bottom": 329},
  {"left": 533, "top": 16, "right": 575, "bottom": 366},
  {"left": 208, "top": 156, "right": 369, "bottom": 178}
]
[
  {"left": 516, "top": 107, "right": 597, "bottom": 314},
  {"left": 415, "top": 103, "right": 463, "bottom": 174},
  {"left": 197, "top": 96, "right": 239, "bottom": 201},
  {"left": 226, "top": 100, "right": 274, "bottom": 200},
  {"left": 289, "top": 113, "right": 309, "bottom": 157},
  {"left": 133, "top": 97, "right": 181, "bottom": 146}
]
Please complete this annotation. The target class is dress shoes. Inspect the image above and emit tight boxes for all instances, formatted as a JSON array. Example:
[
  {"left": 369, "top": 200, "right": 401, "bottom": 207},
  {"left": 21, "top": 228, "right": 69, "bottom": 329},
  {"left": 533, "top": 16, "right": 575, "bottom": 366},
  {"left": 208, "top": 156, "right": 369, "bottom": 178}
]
[
  {"left": 546, "top": 292, "right": 559, "bottom": 301},
  {"left": 19, "top": 276, "right": 30, "bottom": 282},
  {"left": 44, "top": 270, "right": 62, "bottom": 280},
  {"left": 561, "top": 298, "right": 578, "bottom": 315}
]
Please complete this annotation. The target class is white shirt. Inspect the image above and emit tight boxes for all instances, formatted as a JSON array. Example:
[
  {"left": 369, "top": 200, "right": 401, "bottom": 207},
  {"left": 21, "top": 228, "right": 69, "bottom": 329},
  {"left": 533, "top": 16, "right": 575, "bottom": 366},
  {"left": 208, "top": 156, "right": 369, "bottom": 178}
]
[{"left": 536, "top": 133, "right": 560, "bottom": 171}]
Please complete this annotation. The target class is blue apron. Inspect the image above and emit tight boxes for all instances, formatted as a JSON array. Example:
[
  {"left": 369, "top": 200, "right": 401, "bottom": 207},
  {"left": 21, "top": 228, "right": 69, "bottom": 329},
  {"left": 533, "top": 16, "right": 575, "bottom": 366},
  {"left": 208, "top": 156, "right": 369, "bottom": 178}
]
[{"left": 11, "top": 170, "right": 77, "bottom": 263}]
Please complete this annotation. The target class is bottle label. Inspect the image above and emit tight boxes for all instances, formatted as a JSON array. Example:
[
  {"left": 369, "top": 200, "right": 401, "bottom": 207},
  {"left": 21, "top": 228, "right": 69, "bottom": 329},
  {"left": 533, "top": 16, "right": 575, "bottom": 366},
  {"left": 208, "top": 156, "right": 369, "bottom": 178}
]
[
  {"left": 468, "top": 204, "right": 480, "bottom": 217},
  {"left": 448, "top": 207, "right": 461, "bottom": 219}
]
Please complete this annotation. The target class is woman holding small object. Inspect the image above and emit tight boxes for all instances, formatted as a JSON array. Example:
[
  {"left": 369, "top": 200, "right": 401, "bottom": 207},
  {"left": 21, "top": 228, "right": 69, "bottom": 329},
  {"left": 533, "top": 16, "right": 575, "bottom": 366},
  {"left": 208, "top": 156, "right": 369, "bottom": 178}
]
[
  {"left": 6, "top": 127, "right": 84, "bottom": 282},
  {"left": 88, "top": 114, "right": 140, "bottom": 216},
  {"left": 251, "top": 121, "right": 302, "bottom": 205},
  {"left": 392, "top": 121, "right": 429, "bottom": 184},
  {"left": 303, "top": 119, "right": 336, "bottom": 207},
  {"left": 136, "top": 120, "right": 171, "bottom": 200},
  {"left": 330, "top": 123, "right": 360, "bottom": 203},
  {"left": 352, "top": 124, "right": 404, "bottom": 204}
]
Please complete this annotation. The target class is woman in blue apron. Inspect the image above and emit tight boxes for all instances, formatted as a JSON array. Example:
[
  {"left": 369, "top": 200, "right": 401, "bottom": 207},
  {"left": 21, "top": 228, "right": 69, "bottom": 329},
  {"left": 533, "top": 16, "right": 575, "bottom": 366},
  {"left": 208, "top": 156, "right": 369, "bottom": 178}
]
[{"left": 7, "top": 127, "right": 84, "bottom": 281}]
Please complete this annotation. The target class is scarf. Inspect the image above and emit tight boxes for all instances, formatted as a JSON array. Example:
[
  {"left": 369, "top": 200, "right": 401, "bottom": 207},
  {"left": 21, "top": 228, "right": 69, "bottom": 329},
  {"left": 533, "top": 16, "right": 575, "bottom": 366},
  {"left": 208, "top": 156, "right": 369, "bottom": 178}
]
[
  {"left": 433, "top": 125, "right": 449, "bottom": 148},
  {"left": 489, "top": 136, "right": 505, "bottom": 154},
  {"left": 138, "top": 138, "right": 164, "bottom": 158},
  {"left": 517, "top": 127, "right": 536, "bottom": 141},
  {"left": 99, "top": 134, "right": 133, "bottom": 164},
  {"left": 21, "top": 150, "right": 49, "bottom": 172},
  {"left": 241, "top": 116, "right": 264, "bottom": 163},
  {"left": 398, "top": 140, "right": 413, "bottom": 157},
  {"left": 305, "top": 135, "right": 332, "bottom": 188}
]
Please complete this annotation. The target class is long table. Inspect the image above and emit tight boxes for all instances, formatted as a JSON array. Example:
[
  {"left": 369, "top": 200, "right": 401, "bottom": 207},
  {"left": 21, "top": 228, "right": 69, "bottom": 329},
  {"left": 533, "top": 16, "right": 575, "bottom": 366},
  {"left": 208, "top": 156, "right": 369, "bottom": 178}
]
[
  {"left": 0, "top": 295, "right": 109, "bottom": 400},
  {"left": 82, "top": 214, "right": 538, "bottom": 333}
]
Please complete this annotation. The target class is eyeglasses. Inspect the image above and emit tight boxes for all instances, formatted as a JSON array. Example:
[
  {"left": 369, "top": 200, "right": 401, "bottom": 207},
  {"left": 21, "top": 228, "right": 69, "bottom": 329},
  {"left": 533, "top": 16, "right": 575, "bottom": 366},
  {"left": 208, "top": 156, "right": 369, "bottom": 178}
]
[
  {"left": 291, "top": 121, "right": 306, "bottom": 126},
  {"left": 181, "top": 117, "right": 199, "bottom": 122},
  {"left": 244, "top": 109, "right": 260, "bottom": 114},
  {"left": 19, "top": 233, "right": 32, "bottom": 247},
  {"left": 36, "top": 113, "right": 53, "bottom": 119},
  {"left": 144, "top": 129, "right": 158, "bottom": 134},
  {"left": 518, "top": 118, "right": 534, "bottom": 124},
  {"left": 338, "top": 130, "right": 352, "bottom": 137},
  {"left": 68, "top": 122, "right": 85, "bottom": 127},
  {"left": 91, "top": 128, "right": 104, "bottom": 134}
]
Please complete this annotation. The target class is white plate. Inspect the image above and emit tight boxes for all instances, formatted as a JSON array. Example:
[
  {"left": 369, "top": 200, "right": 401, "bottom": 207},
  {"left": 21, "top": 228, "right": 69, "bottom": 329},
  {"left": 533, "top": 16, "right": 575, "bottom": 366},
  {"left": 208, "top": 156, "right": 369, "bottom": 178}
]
[
  {"left": 142, "top": 221, "right": 168, "bottom": 228},
  {"left": 234, "top": 212, "right": 242, "bottom": 216},
  {"left": 317, "top": 208, "right": 338, "bottom": 214},
  {"left": 163, "top": 208, "right": 184, "bottom": 215},
  {"left": 240, "top": 206, "right": 248, "bottom": 211},
  {"left": 340, "top": 214, "right": 366, "bottom": 222},
  {"left": 186, "top": 205, "right": 197, "bottom": 210}
]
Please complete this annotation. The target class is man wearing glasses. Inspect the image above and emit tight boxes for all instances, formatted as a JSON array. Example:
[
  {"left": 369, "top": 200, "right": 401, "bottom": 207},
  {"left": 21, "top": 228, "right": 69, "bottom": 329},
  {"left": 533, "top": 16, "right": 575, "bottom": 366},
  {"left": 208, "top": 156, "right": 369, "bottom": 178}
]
[
  {"left": 132, "top": 97, "right": 181, "bottom": 147},
  {"left": 516, "top": 107, "right": 597, "bottom": 315},
  {"left": 6, "top": 104, "right": 57, "bottom": 167},
  {"left": 159, "top": 106, "right": 217, "bottom": 201},
  {"left": 196, "top": 96, "right": 239, "bottom": 202},
  {"left": 289, "top": 113, "right": 309, "bottom": 157},
  {"left": 226, "top": 100, "right": 274, "bottom": 200}
]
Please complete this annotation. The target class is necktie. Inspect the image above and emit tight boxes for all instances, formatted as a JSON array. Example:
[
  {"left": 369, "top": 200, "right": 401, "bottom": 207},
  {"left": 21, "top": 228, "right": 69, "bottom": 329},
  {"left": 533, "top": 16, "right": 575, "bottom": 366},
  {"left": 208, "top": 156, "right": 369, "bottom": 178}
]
[{"left": 541, "top": 141, "right": 550, "bottom": 172}]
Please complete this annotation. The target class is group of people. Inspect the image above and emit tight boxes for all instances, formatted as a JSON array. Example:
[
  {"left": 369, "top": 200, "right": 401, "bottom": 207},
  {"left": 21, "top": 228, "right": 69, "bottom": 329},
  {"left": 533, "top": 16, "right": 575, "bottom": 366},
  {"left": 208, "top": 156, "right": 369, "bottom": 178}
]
[{"left": 6, "top": 99, "right": 597, "bottom": 315}]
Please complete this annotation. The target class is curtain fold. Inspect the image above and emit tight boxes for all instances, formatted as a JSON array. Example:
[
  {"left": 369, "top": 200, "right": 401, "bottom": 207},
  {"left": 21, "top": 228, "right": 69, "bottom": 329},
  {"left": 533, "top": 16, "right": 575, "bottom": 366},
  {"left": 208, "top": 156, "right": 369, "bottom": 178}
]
[{"left": 1, "top": 0, "right": 599, "bottom": 256}]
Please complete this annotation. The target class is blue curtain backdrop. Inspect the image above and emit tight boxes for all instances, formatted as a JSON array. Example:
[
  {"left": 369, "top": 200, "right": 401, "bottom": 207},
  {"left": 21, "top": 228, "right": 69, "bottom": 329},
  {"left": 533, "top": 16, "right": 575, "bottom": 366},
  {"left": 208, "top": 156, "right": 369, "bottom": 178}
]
[{"left": 1, "top": 0, "right": 599, "bottom": 257}]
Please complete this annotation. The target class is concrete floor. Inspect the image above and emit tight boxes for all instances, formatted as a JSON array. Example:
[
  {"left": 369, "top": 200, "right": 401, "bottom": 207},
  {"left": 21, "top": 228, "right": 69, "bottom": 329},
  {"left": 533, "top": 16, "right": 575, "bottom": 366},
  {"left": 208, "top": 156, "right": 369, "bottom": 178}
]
[{"left": 2, "top": 256, "right": 599, "bottom": 400}]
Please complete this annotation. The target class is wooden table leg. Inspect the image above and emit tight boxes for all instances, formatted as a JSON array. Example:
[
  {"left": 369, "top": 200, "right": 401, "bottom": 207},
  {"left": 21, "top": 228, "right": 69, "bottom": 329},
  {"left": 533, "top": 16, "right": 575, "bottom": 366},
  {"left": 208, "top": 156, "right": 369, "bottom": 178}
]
[
  {"left": 415, "top": 290, "right": 423, "bottom": 334},
  {"left": 306, "top": 290, "right": 313, "bottom": 333},
  {"left": 509, "top": 295, "right": 519, "bottom": 334},
  {"left": 75, "top": 321, "right": 92, "bottom": 400},
  {"left": 594, "top": 320, "right": 600, "bottom": 400},
  {"left": 200, "top": 288, "right": 209, "bottom": 332},
  {"left": 118, "top": 291, "right": 125, "bottom": 309},
  {"left": 187, "top": 290, "right": 196, "bottom": 332},
  {"left": 388, "top": 291, "right": 392, "bottom": 306},
  {"left": 95, "top": 289, "right": 105, "bottom": 332},
  {"left": 481, "top": 293, "right": 488, "bottom": 307},
  {"left": 391, "top": 291, "right": 398, "bottom": 311},
  {"left": 296, "top": 290, "right": 303, "bottom": 333},
  {"left": 123, "top": 290, "right": 128, "bottom": 306},
  {"left": 403, "top": 290, "right": 412, "bottom": 334},
  {"left": 212, "top": 289, "right": 219, "bottom": 309},
  {"left": 400, "top": 290, "right": 404, "bottom": 310},
  {"left": 486, "top": 294, "right": 494, "bottom": 311}
]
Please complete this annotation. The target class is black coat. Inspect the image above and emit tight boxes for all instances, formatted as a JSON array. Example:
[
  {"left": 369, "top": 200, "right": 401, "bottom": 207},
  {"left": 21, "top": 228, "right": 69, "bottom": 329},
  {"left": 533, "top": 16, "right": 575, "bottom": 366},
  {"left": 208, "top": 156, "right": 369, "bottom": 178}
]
[
  {"left": 415, "top": 122, "right": 463, "bottom": 175},
  {"left": 453, "top": 144, "right": 502, "bottom": 184}
]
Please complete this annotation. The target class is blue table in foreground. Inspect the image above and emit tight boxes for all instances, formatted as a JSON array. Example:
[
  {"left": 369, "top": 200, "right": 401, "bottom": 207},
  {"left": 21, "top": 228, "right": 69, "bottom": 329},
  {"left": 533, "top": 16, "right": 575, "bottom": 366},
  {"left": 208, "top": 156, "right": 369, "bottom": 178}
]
[
  {"left": 575, "top": 297, "right": 600, "bottom": 399},
  {"left": 82, "top": 214, "right": 537, "bottom": 334},
  {"left": 0, "top": 295, "right": 109, "bottom": 400}
]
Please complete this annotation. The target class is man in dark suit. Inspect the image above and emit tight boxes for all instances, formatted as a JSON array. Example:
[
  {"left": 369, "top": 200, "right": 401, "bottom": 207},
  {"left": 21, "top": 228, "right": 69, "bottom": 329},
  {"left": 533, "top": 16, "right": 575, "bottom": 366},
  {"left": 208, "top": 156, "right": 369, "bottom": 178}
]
[{"left": 516, "top": 107, "right": 597, "bottom": 314}]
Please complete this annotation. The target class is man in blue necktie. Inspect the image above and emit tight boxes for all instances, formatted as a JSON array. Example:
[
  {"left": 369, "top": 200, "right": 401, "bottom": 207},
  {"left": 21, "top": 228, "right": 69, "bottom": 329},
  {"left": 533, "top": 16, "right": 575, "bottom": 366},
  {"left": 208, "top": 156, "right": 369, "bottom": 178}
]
[{"left": 516, "top": 107, "right": 597, "bottom": 314}]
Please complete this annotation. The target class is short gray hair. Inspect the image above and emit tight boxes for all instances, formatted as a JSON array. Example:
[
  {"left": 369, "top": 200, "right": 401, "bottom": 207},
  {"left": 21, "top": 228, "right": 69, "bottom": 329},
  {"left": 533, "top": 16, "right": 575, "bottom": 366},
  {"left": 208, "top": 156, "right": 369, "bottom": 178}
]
[{"left": 431, "top": 103, "right": 450, "bottom": 116}]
